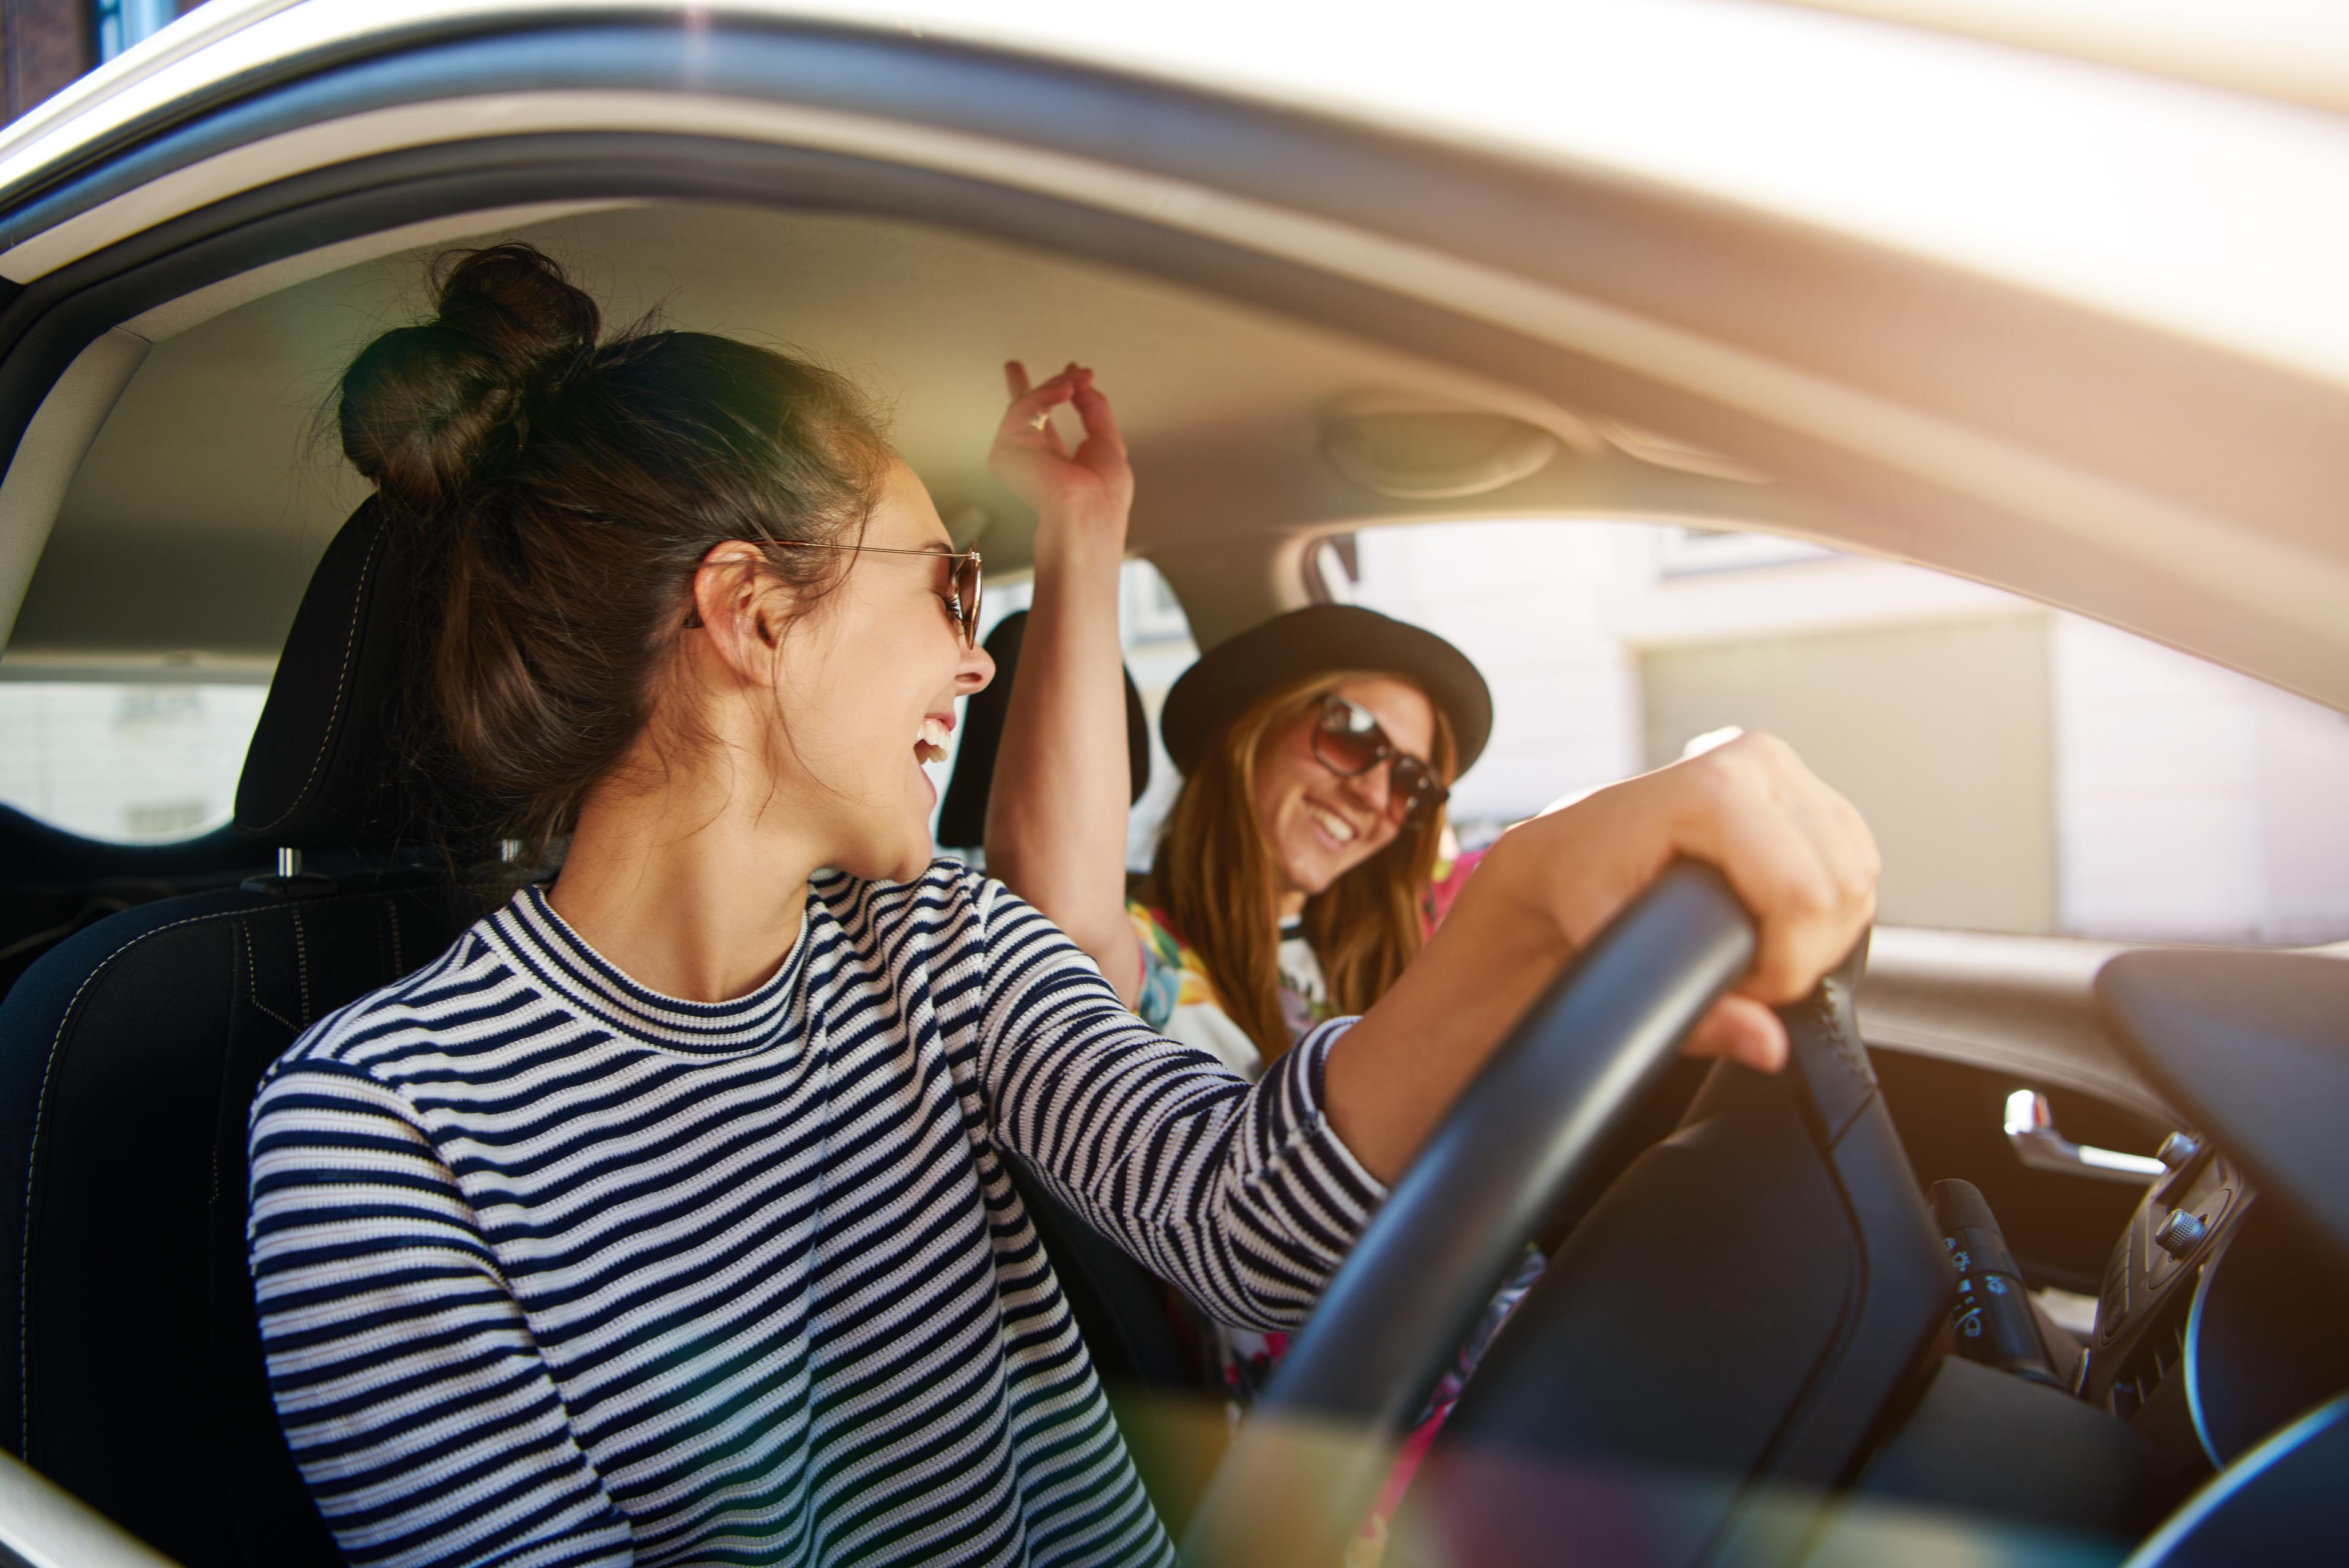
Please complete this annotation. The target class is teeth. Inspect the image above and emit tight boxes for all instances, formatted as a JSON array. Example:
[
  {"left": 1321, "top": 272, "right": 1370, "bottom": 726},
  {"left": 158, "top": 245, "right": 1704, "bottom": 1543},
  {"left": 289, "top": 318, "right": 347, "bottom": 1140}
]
[
  {"left": 915, "top": 716, "right": 951, "bottom": 767},
  {"left": 1305, "top": 802, "right": 1357, "bottom": 843}
]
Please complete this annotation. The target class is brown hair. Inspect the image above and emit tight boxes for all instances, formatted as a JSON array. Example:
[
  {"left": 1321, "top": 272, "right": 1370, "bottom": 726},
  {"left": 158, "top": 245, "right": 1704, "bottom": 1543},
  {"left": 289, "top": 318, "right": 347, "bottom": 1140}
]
[
  {"left": 1148, "top": 671, "right": 1457, "bottom": 1061},
  {"left": 336, "top": 243, "right": 890, "bottom": 857}
]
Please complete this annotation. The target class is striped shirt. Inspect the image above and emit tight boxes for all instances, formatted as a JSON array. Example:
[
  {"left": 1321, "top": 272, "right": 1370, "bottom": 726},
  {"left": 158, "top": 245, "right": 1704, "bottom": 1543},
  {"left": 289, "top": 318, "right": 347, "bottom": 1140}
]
[{"left": 247, "top": 863, "right": 1382, "bottom": 1567}]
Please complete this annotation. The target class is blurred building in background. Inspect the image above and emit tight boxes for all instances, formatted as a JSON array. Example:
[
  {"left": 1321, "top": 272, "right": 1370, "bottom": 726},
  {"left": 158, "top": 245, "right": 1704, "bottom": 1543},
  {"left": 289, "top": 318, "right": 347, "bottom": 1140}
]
[
  {"left": 4, "top": 0, "right": 187, "bottom": 124},
  {"left": 1330, "top": 521, "right": 2349, "bottom": 946},
  {"left": 0, "top": 677, "right": 263, "bottom": 839},
  {"left": 929, "top": 519, "right": 2349, "bottom": 946}
]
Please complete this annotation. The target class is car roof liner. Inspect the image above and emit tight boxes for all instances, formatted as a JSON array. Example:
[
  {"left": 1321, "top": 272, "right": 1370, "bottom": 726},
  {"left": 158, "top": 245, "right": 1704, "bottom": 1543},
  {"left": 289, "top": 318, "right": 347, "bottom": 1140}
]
[{"left": 0, "top": 14, "right": 2340, "bottom": 704}]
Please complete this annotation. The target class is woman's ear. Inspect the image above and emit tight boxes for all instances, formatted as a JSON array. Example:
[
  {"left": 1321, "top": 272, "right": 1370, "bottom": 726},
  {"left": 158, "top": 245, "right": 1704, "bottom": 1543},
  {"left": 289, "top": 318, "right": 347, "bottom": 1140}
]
[{"left": 689, "top": 543, "right": 793, "bottom": 687}]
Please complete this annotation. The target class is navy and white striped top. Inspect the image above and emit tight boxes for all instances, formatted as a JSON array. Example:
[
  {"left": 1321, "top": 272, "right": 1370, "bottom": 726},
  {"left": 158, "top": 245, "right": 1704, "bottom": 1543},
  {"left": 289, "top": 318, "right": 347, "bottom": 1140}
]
[{"left": 247, "top": 862, "right": 1382, "bottom": 1567}]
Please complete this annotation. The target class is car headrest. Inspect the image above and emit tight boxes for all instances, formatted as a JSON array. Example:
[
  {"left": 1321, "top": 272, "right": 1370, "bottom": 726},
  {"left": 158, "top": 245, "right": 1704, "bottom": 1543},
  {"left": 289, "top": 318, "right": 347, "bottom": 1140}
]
[
  {"left": 937, "top": 610, "right": 1151, "bottom": 850},
  {"left": 234, "top": 499, "right": 449, "bottom": 851}
]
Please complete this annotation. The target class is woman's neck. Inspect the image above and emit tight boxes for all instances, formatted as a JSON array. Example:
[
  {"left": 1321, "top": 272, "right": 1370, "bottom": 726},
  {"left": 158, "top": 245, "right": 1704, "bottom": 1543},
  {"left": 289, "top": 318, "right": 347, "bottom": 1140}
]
[
  {"left": 1275, "top": 887, "right": 1307, "bottom": 923},
  {"left": 548, "top": 751, "right": 820, "bottom": 1005}
]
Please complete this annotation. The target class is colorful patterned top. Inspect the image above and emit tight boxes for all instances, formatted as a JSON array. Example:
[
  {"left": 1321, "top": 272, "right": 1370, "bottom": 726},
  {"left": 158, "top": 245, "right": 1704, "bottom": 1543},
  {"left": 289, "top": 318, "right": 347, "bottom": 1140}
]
[
  {"left": 1125, "top": 839, "right": 1486, "bottom": 1079},
  {"left": 1129, "top": 904, "right": 1330, "bottom": 1080},
  {"left": 1119, "top": 871, "right": 1541, "bottom": 1443}
]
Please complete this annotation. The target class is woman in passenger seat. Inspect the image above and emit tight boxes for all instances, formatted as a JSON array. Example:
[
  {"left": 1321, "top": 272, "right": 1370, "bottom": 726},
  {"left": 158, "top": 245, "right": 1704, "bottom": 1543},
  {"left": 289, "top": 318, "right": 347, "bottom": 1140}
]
[
  {"left": 984, "top": 367, "right": 1490, "bottom": 1086},
  {"left": 985, "top": 365, "right": 1527, "bottom": 1437},
  {"left": 247, "top": 246, "right": 1876, "bottom": 1568}
]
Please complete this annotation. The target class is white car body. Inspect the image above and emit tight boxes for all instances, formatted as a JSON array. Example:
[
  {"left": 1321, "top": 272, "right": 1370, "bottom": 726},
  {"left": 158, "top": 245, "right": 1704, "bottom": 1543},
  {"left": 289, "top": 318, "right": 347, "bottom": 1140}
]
[{"left": 0, "top": 4, "right": 2342, "bottom": 1564}]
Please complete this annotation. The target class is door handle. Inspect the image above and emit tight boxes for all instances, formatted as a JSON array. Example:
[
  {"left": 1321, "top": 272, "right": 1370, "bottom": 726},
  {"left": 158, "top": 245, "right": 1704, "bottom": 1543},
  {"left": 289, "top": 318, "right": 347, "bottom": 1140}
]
[{"left": 2003, "top": 1090, "right": 2165, "bottom": 1184}]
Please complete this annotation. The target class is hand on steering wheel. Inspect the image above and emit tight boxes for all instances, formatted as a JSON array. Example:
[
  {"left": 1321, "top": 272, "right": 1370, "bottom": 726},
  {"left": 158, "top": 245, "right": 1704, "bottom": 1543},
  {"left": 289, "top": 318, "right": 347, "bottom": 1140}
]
[
  {"left": 1539, "top": 730, "right": 1881, "bottom": 1073},
  {"left": 1188, "top": 859, "right": 1880, "bottom": 1568},
  {"left": 1189, "top": 735, "right": 1881, "bottom": 1566},
  {"left": 1325, "top": 732, "right": 1877, "bottom": 1183}
]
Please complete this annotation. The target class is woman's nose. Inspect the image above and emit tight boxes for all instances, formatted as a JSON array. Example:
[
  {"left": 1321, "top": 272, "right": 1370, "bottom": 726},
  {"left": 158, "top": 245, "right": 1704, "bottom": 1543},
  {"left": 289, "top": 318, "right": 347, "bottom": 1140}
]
[
  {"left": 1340, "top": 762, "right": 1392, "bottom": 815},
  {"left": 957, "top": 644, "right": 996, "bottom": 695}
]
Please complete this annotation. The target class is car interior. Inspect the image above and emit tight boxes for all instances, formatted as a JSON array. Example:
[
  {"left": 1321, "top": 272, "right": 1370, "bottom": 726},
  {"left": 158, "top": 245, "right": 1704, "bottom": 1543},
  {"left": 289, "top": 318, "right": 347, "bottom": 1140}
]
[{"left": 0, "top": 72, "right": 2345, "bottom": 1567}]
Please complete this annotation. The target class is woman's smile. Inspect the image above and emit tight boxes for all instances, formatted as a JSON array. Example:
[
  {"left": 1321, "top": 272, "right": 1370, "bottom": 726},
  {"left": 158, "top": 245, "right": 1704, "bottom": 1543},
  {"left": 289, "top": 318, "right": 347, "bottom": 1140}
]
[
  {"left": 915, "top": 710, "right": 956, "bottom": 804},
  {"left": 1302, "top": 796, "right": 1362, "bottom": 850},
  {"left": 771, "top": 459, "right": 992, "bottom": 879},
  {"left": 916, "top": 713, "right": 954, "bottom": 765}
]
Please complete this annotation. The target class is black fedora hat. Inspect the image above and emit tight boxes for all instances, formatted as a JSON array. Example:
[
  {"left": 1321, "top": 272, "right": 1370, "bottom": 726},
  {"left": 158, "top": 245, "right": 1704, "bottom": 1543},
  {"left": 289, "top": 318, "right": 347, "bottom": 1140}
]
[{"left": 1160, "top": 605, "right": 1492, "bottom": 778}]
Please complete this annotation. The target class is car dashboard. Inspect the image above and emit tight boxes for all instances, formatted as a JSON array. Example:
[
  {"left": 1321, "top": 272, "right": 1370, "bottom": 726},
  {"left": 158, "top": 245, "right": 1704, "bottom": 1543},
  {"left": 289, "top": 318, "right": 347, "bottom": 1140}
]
[
  {"left": 2071, "top": 946, "right": 2349, "bottom": 1562},
  {"left": 2084, "top": 1137, "right": 2349, "bottom": 1473},
  {"left": 1837, "top": 947, "right": 2349, "bottom": 1566}
]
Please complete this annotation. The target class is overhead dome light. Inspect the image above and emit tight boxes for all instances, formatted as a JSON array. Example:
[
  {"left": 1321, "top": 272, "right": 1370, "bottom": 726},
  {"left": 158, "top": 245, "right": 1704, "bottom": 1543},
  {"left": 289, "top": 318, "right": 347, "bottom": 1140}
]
[{"left": 1320, "top": 404, "right": 1560, "bottom": 500}]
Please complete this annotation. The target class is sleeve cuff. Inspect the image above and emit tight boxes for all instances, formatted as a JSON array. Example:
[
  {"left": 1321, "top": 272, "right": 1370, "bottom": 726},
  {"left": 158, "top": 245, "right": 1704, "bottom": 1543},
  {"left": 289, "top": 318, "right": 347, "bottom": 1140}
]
[{"left": 1256, "top": 1017, "right": 1390, "bottom": 1252}]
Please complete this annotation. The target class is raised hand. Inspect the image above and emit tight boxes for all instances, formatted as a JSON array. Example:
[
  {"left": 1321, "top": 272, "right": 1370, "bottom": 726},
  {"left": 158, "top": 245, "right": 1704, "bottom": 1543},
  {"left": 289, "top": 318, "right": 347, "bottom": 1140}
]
[
  {"left": 980, "top": 360, "right": 1143, "bottom": 1002},
  {"left": 988, "top": 360, "right": 1134, "bottom": 537}
]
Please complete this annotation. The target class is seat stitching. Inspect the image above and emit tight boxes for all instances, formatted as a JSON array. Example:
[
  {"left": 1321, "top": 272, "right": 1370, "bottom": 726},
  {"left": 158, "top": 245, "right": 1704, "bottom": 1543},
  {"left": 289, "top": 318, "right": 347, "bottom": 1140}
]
[
  {"left": 293, "top": 909, "right": 312, "bottom": 1028},
  {"left": 213, "top": 924, "right": 253, "bottom": 1208},
  {"left": 14, "top": 888, "right": 428, "bottom": 1455},
  {"left": 244, "top": 530, "right": 379, "bottom": 836},
  {"left": 20, "top": 907, "right": 237, "bottom": 1456},
  {"left": 244, "top": 931, "right": 298, "bottom": 1037}
]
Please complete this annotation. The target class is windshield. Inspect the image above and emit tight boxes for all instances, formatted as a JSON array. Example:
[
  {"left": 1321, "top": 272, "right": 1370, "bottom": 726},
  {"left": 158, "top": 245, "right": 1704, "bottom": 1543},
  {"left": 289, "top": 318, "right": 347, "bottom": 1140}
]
[{"left": 1315, "top": 520, "right": 2349, "bottom": 947}]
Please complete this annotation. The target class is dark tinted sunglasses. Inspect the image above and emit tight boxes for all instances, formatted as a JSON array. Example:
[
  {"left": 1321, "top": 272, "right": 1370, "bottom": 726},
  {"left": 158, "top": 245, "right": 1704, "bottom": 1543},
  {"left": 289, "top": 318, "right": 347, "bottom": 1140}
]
[{"left": 1311, "top": 693, "right": 1449, "bottom": 823}]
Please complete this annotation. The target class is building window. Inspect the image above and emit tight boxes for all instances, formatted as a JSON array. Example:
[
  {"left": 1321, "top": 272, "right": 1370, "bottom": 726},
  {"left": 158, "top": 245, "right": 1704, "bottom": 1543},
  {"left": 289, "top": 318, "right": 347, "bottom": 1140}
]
[
  {"left": 122, "top": 799, "right": 208, "bottom": 838},
  {"left": 1121, "top": 561, "right": 1193, "bottom": 645},
  {"left": 94, "top": 0, "right": 179, "bottom": 63},
  {"left": 0, "top": 680, "right": 267, "bottom": 842}
]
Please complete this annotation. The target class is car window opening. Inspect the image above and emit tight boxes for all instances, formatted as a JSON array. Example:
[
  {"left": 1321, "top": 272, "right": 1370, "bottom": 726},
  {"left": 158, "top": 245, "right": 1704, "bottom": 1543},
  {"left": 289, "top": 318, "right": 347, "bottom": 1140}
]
[{"left": 1312, "top": 522, "right": 2349, "bottom": 948}]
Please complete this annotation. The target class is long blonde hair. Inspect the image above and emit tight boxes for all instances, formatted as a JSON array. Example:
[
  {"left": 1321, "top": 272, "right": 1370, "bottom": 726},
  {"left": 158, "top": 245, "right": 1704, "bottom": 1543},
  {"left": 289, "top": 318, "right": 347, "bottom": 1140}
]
[{"left": 1147, "top": 670, "right": 1457, "bottom": 1063}]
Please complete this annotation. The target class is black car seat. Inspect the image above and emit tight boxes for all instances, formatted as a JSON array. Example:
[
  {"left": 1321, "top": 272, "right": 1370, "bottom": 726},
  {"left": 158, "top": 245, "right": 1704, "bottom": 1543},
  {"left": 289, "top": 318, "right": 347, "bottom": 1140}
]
[
  {"left": 933, "top": 606, "right": 1151, "bottom": 852},
  {"left": 0, "top": 805, "right": 266, "bottom": 1002},
  {"left": 0, "top": 499, "right": 478, "bottom": 1568}
]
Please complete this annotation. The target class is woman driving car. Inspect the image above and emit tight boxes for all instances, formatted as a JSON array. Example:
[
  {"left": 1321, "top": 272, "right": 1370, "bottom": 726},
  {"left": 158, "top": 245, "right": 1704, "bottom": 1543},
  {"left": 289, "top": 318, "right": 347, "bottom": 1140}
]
[{"left": 246, "top": 248, "right": 1876, "bottom": 1568}]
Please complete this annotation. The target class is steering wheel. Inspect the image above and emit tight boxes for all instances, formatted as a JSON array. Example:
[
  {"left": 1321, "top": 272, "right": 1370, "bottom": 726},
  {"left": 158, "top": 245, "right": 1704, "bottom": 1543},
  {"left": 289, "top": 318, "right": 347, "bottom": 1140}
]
[{"left": 1181, "top": 862, "right": 1898, "bottom": 1567}]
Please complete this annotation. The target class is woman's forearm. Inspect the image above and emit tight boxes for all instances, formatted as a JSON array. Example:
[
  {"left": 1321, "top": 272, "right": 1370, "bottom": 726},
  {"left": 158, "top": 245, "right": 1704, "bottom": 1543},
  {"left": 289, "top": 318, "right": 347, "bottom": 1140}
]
[
  {"left": 985, "top": 516, "right": 1144, "bottom": 1003},
  {"left": 981, "top": 363, "right": 1142, "bottom": 1003},
  {"left": 1320, "top": 822, "right": 1586, "bottom": 1181}
]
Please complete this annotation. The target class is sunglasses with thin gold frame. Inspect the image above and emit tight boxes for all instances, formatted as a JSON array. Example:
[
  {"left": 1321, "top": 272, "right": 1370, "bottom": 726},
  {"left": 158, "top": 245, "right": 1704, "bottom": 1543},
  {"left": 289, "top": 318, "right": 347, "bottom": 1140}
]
[{"left": 683, "top": 541, "right": 984, "bottom": 646}]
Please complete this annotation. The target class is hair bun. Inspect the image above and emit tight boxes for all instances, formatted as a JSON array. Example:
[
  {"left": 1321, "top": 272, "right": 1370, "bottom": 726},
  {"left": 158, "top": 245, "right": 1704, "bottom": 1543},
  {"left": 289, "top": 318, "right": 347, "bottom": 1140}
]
[{"left": 338, "top": 243, "right": 601, "bottom": 511}]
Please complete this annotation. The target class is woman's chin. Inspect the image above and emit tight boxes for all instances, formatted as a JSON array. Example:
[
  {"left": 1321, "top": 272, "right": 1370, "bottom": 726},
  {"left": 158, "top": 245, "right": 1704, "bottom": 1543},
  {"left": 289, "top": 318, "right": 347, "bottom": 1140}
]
[
  {"left": 1277, "top": 853, "right": 1340, "bottom": 900},
  {"left": 1280, "top": 842, "right": 1382, "bottom": 897}
]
